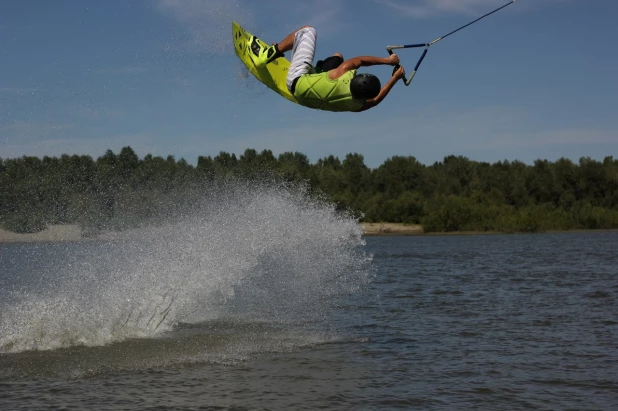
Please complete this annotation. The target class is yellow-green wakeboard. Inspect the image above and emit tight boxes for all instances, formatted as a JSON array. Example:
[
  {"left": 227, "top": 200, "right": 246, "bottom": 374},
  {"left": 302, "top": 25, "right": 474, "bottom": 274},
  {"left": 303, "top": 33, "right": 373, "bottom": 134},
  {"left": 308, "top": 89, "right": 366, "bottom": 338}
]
[{"left": 232, "top": 21, "right": 298, "bottom": 104}]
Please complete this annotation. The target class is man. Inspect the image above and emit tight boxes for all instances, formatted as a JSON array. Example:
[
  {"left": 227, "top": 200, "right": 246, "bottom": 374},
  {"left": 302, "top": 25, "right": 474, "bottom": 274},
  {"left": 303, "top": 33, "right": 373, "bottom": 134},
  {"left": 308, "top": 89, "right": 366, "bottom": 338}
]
[{"left": 252, "top": 26, "right": 405, "bottom": 112}]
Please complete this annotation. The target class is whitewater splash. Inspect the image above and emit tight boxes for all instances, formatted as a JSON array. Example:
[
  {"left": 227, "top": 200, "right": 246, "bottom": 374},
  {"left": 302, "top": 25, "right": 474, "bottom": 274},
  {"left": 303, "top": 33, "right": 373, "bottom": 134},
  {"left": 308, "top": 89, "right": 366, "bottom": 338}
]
[{"left": 0, "top": 181, "right": 372, "bottom": 354}]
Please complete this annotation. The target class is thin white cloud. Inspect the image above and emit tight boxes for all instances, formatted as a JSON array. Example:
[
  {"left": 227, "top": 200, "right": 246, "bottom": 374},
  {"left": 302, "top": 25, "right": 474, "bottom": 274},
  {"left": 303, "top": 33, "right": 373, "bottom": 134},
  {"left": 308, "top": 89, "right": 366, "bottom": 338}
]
[
  {"left": 371, "top": 104, "right": 618, "bottom": 166},
  {"left": 307, "top": 8, "right": 343, "bottom": 35},
  {"left": 3, "top": 112, "right": 614, "bottom": 168},
  {"left": 156, "top": 0, "right": 253, "bottom": 53},
  {"left": 1, "top": 121, "right": 76, "bottom": 136},
  {"left": 92, "top": 64, "right": 148, "bottom": 76},
  {"left": 289, "top": 0, "right": 348, "bottom": 37},
  {"left": 157, "top": 0, "right": 347, "bottom": 51},
  {"left": 377, "top": 0, "right": 513, "bottom": 18},
  {"left": 489, "top": 129, "right": 618, "bottom": 148},
  {"left": 228, "top": 104, "right": 617, "bottom": 166},
  {"left": 0, "top": 87, "right": 38, "bottom": 95},
  {"left": 67, "top": 105, "right": 127, "bottom": 121},
  {"left": 0, "top": 132, "right": 157, "bottom": 160}
]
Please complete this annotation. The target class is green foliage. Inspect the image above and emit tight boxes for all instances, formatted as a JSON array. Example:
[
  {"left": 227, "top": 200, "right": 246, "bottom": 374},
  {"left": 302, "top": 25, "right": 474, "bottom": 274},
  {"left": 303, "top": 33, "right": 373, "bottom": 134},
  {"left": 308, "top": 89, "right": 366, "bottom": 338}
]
[
  {"left": 1, "top": 208, "right": 47, "bottom": 233},
  {"left": 1, "top": 147, "right": 618, "bottom": 234}
]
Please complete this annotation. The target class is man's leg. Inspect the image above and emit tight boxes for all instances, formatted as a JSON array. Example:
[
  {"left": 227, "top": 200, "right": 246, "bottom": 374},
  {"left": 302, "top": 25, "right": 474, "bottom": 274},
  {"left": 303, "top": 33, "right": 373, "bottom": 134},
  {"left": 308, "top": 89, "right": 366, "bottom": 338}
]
[
  {"left": 252, "top": 26, "right": 312, "bottom": 66},
  {"left": 285, "top": 26, "right": 318, "bottom": 92},
  {"left": 276, "top": 25, "right": 312, "bottom": 54}
]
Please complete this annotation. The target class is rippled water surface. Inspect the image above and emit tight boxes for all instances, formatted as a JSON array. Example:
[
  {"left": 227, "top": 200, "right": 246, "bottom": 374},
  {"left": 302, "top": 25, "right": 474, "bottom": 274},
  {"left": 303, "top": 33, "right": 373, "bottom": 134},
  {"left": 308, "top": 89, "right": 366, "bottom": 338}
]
[{"left": 1, "top": 231, "right": 617, "bottom": 410}]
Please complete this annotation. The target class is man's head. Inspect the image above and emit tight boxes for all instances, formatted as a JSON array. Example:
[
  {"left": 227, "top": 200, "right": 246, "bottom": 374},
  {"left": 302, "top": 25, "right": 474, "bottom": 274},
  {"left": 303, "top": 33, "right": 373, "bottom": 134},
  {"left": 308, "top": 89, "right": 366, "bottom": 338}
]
[{"left": 350, "top": 73, "right": 381, "bottom": 100}]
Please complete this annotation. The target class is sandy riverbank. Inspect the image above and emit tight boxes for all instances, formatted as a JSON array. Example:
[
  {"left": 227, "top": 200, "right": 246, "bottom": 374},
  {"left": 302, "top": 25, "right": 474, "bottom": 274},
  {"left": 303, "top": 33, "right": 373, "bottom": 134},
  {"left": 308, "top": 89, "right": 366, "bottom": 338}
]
[
  {"left": 0, "top": 225, "right": 84, "bottom": 243},
  {"left": 0, "top": 223, "right": 425, "bottom": 243},
  {"left": 1, "top": 224, "right": 613, "bottom": 243},
  {"left": 361, "top": 223, "right": 424, "bottom": 236}
]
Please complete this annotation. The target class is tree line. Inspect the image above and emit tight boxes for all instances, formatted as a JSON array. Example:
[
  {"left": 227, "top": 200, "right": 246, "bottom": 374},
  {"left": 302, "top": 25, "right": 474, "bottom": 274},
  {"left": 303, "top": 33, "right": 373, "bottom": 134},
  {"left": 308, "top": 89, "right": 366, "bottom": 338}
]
[{"left": 1, "top": 146, "right": 617, "bottom": 234}]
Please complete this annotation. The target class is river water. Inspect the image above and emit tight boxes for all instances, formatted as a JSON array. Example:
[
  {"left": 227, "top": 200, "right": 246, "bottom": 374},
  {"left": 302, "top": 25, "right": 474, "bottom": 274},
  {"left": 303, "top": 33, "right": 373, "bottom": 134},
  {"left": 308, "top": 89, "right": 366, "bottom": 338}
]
[{"left": 1, "top": 228, "right": 616, "bottom": 410}]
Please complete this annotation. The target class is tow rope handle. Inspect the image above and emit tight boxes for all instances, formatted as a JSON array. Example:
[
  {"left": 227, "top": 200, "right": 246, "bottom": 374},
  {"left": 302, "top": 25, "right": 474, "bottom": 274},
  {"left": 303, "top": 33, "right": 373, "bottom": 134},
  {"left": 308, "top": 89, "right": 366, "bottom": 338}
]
[
  {"left": 385, "top": 0, "right": 516, "bottom": 87},
  {"left": 386, "top": 43, "right": 429, "bottom": 87}
]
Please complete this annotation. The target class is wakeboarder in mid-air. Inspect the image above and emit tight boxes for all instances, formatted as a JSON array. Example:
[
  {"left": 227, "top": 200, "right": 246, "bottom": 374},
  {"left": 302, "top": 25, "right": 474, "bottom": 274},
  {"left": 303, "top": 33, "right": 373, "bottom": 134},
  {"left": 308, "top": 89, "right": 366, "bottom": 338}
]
[
  {"left": 233, "top": 1, "right": 517, "bottom": 111},
  {"left": 251, "top": 26, "right": 406, "bottom": 112}
]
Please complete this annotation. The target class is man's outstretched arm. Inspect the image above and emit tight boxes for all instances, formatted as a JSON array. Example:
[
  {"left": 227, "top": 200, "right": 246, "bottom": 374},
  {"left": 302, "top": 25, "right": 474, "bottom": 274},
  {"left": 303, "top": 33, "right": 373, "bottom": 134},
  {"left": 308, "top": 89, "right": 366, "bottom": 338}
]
[
  {"left": 358, "top": 66, "right": 406, "bottom": 112},
  {"left": 328, "top": 54, "right": 400, "bottom": 80}
]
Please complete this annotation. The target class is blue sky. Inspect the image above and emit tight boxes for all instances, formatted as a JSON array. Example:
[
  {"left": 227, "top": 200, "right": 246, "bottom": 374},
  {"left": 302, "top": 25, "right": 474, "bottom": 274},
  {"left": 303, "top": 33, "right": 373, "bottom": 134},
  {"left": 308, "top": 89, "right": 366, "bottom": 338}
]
[{"left": 1, "top": 0, "right": 617, "bottom": 168}]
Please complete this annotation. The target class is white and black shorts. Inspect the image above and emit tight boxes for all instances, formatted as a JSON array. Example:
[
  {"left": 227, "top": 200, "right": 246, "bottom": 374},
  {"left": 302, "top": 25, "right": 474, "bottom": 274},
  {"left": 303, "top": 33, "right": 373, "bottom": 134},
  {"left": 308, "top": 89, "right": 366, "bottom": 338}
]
[{"left": 286, "top": 27, "right": 317, "bottom": 93}]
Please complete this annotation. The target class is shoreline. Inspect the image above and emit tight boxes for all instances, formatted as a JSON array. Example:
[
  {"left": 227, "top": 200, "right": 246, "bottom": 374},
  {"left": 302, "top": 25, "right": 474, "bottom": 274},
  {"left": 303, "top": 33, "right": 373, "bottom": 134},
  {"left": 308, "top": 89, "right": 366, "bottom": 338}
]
[
  {"left": 362, "top": 225, "right": 618, "bottom": 237},
  {"left": 0, "top": 225, "right": 87, "bottom": 243},
  {"left": 1, "top": 224, "right": 616, "bottom": 243},
  {"left": 361, "top": 223, "right": 425, "bottom": 236}
]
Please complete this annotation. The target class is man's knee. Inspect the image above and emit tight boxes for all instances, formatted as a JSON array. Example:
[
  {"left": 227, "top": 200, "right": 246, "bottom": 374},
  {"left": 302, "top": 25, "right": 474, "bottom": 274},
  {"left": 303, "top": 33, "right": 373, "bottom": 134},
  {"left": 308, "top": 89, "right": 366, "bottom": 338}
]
[{"left": 298, "top": 26, "right": 316, "bottom": 35}]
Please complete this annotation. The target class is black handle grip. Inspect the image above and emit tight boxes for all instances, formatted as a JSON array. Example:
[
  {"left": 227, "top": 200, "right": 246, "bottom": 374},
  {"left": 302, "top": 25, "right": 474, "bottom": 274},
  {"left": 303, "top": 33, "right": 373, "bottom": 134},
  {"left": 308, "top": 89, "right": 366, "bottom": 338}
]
[{"left": 387, "top": 48, "right": 407, "bottom": 83}]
